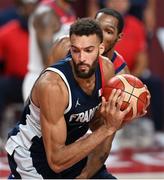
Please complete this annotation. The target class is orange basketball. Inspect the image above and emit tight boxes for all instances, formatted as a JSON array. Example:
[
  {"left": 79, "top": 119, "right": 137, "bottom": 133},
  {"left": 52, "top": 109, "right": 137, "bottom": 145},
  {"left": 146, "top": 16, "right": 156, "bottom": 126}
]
[{"left": 102, "top": 74, "right": 150, "bottom": 122}]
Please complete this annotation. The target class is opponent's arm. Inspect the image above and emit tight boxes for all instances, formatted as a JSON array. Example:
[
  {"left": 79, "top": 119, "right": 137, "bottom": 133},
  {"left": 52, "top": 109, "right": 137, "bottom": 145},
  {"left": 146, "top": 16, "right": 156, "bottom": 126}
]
[
  {"left": 34, "top": 72, "right": 122, "bottom": 173},
  {"left": 48, "top": 36, "right": 71, "bottom": 65},
  {"left": 33, "top": 7, "right": 61, "bottom": 67}
]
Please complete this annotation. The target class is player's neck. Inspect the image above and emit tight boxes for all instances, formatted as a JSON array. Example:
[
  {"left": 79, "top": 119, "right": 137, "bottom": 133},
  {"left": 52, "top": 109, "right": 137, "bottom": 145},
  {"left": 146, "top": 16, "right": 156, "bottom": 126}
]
[
  {"left": 106, "top": 48, "right": 115, "bottom": 60},
  {"left": 77, "top": 76, "right": 96, "bottom": 95}
]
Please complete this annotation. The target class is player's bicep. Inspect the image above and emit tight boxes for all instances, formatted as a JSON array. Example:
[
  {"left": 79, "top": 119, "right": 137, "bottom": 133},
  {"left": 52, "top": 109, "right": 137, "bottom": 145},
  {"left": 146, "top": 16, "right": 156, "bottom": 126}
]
[{"left": 37, "top": 75, "right": 68, "bottom": 160}]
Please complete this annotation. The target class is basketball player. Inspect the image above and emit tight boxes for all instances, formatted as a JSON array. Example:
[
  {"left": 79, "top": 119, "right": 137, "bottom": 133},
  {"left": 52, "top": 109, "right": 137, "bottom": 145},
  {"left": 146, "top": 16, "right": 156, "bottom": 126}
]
[
  {"left": 22, "top": 0, "right": 76, "bottom": 101},
  {"left": 48, "top": 8, "right": 130, "bottom": 75},
  {"left": 5, "top": 18, "right": 134, "bottom": 179}
]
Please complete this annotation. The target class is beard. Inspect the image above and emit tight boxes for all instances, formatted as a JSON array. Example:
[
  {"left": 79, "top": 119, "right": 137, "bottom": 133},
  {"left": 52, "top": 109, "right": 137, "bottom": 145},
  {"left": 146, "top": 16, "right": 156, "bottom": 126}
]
[{"left": 73, "top": 55, "right": 99, "bottom": 79}]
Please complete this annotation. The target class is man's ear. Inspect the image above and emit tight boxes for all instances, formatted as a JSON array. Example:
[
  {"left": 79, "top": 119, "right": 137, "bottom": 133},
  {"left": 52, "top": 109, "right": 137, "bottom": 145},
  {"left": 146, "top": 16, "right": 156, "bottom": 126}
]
[
  {"left": 117, "top": 32, "right": 123, "bottom": 42},
  {"left": 99, "top": 43, "right": 105, "bottom": 55}
]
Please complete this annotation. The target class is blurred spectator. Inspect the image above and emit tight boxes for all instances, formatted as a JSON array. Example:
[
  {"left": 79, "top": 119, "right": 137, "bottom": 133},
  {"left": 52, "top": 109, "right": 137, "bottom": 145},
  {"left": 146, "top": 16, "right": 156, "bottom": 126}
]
[
  {"left": 0, "top": 0, "right": 39, "bottom": 139},
  {"left": 0, "top": 0, "right": 14, "bottom": 10},
  {"left": 22, "top": 0, "right": 76, "bottom": 101},
  {"left": 105, "top": 0, "right": 164, "bottom": 132},
  {"left": 84, "top": 0, "right": 106, "bottom": 18},
  {"left": 0, "top": 0, "right": 40, "bottom": 26},
  {"left": 71, "top": 0, "right": 106, "bottom": 18},
  {"left": 0, "top": 5, "right": 18, "bottom": 26},
  {"left": 71, "top": 0, "right": 87, "bottom": 17},
  {"left": 86, "top": 0, "right": 99, "bottom": 18},
  {"left": 128, "top": 0, "right": 156, "bottom": 42}
]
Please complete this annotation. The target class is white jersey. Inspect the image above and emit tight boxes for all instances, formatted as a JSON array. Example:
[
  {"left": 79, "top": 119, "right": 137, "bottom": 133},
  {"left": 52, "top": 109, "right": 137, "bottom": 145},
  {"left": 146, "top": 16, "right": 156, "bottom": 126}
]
[
  {"left": 28, "top": 14, "right": 43, "bottom": 74},
  {"left": 22, "top": 0, "right": 75, "bottom": 101}
]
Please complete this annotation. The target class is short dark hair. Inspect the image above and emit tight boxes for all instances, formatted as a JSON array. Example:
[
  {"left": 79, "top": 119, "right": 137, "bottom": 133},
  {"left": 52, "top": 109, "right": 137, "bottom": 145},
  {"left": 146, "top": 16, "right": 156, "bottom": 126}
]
[
  {"left": 70, "top": 18, "right": 103, "bottom": 43},
  {"left": 95, "top": 8, "right": 124, "bottom": 34}
]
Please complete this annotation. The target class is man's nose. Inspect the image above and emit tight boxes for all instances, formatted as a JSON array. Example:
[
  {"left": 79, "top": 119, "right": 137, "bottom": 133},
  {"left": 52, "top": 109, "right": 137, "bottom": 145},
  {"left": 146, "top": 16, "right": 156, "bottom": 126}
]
[{"left": 78, "top": 51, "right": 86, "bottom": 62}]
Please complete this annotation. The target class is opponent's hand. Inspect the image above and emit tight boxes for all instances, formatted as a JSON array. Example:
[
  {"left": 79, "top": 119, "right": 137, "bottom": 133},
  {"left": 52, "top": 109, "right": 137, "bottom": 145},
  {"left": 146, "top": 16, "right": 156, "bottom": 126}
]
[
  {"left": 136, "top": 85, "right": 151, "bottom": 118},
  {"left": 100, "top": 89, "right": 132, "bottom": 130}
]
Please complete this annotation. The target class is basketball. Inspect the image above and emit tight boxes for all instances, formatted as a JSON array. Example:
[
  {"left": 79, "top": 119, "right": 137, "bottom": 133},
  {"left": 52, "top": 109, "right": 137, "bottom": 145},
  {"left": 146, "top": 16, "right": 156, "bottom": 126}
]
[{"left": 102, "top": 74, "right": 150, "bottom": 122}]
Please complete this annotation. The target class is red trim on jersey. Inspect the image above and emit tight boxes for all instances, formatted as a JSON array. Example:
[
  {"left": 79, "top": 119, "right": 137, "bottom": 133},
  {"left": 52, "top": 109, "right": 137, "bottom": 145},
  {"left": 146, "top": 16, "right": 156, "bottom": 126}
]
[
  {"left": 98, "top": 56, "right": 105, "bottom": 93},
  {"left": 112, "top": 51, "right": 126, "bottom": 70}
]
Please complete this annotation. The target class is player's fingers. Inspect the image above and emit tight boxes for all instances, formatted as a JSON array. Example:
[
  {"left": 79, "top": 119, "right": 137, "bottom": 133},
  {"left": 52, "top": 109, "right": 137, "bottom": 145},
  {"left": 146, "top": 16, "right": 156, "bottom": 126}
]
[
  {"left": 108, "top": 89, "right": 121, "bottom": 109},
  {"left": 144, "top": 84, "right": 148, "bottom": 89},
  {"left": 138, "top": 109, "right": 147, "bottom": 118},
  {"left": 122, "top": 101, "right": 133, "bottom": 115},
  {"left": 106, "top": 89, "right": 117, "bottom": 110},
  {"left": 108, "top": 89, "right": 116, "bottom": 101},
  {"left": 144, "top": 86, "right": 151, "bottom": 104},
  {"left": 100, "top": 96, "right": 106, "bottom": 114},
  {"left": 116, "top": 92, "right": 125, "bottom": 110},
  {"left": 146, "top": 92, "right": 151, "bottom": 108}
]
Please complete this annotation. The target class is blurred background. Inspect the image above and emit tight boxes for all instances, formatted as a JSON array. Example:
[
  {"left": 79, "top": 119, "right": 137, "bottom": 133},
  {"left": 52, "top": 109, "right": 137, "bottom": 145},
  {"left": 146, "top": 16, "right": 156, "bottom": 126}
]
[{"left": 0, "top": 0, "right": 164, "bottom": 179}]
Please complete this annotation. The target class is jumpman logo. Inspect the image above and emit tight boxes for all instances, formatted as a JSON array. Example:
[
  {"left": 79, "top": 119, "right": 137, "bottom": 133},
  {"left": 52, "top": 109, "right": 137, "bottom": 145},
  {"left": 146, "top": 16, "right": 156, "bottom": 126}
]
[{"left": 75, "top": 98, "right": 81, "bottom": 108}]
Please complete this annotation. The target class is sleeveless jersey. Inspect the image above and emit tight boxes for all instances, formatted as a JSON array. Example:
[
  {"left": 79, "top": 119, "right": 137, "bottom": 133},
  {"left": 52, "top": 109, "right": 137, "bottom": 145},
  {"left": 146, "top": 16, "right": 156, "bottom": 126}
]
[
  {"left": 111, "top": 50, "right": 127, "bottom": 74},
  {"left": 6, "top": 56, "right": 103, "bottom": 178},
  {"left": 28, "top": 0, "right": 76, "bottom": 74}
]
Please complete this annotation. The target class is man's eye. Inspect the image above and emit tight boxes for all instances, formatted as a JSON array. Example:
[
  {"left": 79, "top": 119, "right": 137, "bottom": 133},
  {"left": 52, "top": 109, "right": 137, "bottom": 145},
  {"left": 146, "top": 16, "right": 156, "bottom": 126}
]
[
  {"left": 107, "top": 31, "right": 114, "bottom": 34},
  {"left": 85, "top": 49, "right": 93, "bottom": 53}
]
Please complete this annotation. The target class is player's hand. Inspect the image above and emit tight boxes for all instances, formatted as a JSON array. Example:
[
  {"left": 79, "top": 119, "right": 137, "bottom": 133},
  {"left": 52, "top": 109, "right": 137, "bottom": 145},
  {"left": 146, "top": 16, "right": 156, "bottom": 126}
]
[
  {"left": 144, "top": 85, "right": 151, "bottom": 108},
  {"left": 100, "top": 89, "right": 132, "bottom": 130},
  {"left": 136, "top": 85, "right": 151, "bottom": 118}
]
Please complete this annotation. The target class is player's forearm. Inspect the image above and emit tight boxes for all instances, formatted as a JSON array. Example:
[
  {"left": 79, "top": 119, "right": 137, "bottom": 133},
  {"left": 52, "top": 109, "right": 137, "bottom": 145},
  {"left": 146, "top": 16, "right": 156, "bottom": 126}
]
[
  {"left": 76, "top": 134, "right": 115, "bottom": 179},
  {"left": 49, "top": 125, "right": 116, "bottom": 173}
]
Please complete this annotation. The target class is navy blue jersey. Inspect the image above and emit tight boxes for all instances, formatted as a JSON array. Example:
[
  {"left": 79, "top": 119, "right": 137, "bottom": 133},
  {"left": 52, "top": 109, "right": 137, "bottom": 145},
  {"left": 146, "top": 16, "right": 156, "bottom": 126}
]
[{"left": 5, "top": 55, "right": 103, "bottom": 179}]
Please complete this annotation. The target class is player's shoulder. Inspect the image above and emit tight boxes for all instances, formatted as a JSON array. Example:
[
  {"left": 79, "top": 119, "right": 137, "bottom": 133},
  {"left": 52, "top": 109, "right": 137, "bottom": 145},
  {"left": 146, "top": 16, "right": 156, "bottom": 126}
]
[
  {"left": 101, "top": 55, "right": 114, "bottom": 69},
  {"left": 100, "top": 55, "right": 115, "bottom": 82},
  {"left": 114, "top": 50, "right": 125, "bottom": 61},
  {"left": 37, "top": 70, "right": 64, "bottom": 90},
  {"left": 32, "top": 70, "right": 68, "bottom": 107}
]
